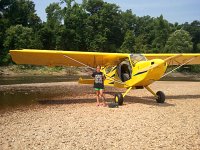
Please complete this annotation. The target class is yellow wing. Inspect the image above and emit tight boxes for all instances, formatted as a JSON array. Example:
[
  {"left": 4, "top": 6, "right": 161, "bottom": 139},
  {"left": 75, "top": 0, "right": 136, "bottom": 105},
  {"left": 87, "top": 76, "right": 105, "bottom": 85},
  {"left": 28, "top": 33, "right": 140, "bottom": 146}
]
[
  {"left": 10, "top": 49, "right": 129, "bottom": 67},
  {"left": 144, "top": 54, "right": 200, "bottom": 65}
]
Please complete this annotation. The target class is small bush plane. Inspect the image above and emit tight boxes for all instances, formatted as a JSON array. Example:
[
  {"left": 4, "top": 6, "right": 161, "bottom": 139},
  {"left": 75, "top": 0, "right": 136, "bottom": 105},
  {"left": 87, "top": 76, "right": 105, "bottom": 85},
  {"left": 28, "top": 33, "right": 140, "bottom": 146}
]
[{"left": 10, "top": 49, "right": 200, "bottom": 105}]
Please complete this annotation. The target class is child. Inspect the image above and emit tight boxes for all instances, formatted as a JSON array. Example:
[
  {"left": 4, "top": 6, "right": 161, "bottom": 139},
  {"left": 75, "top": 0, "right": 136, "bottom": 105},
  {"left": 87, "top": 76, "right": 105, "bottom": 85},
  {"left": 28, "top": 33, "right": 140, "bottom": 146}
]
[{"left": 92, "top": 65, "right": 106, "bottom": 106}]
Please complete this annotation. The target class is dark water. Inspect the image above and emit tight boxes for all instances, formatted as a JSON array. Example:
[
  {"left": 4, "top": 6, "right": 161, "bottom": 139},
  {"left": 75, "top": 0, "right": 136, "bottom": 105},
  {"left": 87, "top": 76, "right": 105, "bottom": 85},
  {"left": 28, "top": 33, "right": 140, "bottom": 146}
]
[
  {"left": 0, "top": 75, "right": 88, "bottom": 110},
  {"left": 0, "top": 92, "right": 43, "bottom": 109},
  {"left": 0, "top": 75, "right": 85, "bottom": 85},
  {"left": 0, "top": 75, "right": 199, "bottom": 110},
  {"left": 0, "top": 88, "right": 72, "bottom": 110}
]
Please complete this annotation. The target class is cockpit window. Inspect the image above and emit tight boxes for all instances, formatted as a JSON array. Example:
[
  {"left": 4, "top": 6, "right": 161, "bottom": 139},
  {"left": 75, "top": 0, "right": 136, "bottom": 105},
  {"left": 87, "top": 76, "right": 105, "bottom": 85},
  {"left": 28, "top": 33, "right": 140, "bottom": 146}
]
[{"left": 130, "top": 54, "right": 147, "bottom": 64}]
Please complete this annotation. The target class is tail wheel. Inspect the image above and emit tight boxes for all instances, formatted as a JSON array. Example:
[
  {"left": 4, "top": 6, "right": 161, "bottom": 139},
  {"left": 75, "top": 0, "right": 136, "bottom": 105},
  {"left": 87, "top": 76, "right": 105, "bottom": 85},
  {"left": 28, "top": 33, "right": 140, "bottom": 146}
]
[
  {"left": 114, "top": 93, "right": 124, "bottom": 106},
  {"left": 156, "top": 91, "right": 165, "bottom": 103}
]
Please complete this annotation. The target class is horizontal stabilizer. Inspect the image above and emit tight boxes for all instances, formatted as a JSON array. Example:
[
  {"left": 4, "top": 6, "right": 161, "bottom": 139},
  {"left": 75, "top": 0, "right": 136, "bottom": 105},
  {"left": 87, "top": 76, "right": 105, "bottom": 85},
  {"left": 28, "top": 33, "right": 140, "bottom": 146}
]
[{"left": 78, "top": 78, "right": 94, "bottom": 85}]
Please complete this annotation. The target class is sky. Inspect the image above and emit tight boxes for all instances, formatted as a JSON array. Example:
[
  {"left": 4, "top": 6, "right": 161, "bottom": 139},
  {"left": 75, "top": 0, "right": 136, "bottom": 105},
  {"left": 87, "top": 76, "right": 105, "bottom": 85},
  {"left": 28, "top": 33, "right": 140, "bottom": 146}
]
[{"left": 33, "top": 0, "right": 200, "bottom": 24}]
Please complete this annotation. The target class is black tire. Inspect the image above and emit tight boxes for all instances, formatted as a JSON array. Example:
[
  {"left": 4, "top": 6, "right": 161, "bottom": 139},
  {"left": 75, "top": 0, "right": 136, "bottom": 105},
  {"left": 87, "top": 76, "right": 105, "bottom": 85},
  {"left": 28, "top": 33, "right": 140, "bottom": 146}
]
[
  {"left": 114, "top": 93, "right": 124, "bottom": 106},
  {"left": 156, "top": 91, "right": 165, "bottom": 103}
]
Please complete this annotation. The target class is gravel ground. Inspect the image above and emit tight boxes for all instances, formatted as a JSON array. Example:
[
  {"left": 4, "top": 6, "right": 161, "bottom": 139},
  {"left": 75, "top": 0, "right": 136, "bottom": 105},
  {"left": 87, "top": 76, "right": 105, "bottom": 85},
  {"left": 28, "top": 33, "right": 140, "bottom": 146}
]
[{"left": 0, "top": 81, "right": 200, "bottom": 150}]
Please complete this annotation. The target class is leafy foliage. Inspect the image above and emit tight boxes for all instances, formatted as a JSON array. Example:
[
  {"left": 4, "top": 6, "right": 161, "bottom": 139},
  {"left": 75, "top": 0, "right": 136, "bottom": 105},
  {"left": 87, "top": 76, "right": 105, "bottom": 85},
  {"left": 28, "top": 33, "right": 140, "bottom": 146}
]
[
  {"left": 183, "top": 21, "right": 200, "bottom": 53},
  {"left": 120, "top": 30, "right": 135, "bottom": 53},
  {"left": 4, "top": 25, "right": 42, "bottom": 49},
  {"left": 164, "top": 30, "right": 193, "bottom": 53}
]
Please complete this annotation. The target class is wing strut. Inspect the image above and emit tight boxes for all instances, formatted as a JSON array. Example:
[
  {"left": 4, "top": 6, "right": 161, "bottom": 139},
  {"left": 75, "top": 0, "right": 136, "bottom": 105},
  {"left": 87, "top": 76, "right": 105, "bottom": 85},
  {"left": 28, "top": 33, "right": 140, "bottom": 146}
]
[
  {"left": 162, "top": 56, "right": 197, "bottom": 78},
  {"left": 63, "top": 55, "right": 95, "bottom": 70},
  {"left": 63, "top": 55, "right": 127, "bottom": 85}
]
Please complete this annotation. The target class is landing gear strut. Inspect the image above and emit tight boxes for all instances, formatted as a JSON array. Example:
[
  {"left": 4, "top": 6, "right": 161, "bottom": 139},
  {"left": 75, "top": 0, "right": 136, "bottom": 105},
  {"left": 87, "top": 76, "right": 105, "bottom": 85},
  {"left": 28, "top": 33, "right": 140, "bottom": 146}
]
[
  {"left": 145, "top": 86, "right": 165, "bottom": 103},
  {"left": 114, "top": 86, "right": 166, "bottom": 105}
]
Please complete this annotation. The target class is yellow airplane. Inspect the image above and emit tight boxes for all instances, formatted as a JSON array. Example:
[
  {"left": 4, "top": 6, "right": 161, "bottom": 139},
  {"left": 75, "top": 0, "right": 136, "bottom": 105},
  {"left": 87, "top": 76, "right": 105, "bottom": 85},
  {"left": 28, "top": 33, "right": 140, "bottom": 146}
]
[{"left": 10, "top": 49, "right": 200, "bottom": 105}]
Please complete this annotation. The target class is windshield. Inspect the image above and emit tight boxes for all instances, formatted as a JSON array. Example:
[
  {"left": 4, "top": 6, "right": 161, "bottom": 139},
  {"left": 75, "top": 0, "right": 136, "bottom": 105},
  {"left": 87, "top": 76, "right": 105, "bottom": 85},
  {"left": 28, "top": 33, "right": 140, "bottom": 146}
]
[{"left": 130, "top": 54, "right": 147, "bottom": 64}]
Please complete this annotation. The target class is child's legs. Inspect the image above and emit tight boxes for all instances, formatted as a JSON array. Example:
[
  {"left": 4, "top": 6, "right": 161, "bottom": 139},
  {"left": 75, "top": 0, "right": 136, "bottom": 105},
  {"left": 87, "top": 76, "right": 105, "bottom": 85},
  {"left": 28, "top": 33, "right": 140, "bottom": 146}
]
[
  {"left": 99, "top": 89, "right": 106, "bottom": 101},
  {"left": 96, "top": 90, "right": 100, "bottom": 104}
]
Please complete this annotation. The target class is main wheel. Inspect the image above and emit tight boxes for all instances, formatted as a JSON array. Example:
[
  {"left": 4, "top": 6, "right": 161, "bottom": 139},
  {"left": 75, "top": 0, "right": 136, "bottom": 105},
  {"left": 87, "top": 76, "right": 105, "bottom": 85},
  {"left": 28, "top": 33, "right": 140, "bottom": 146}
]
[
  {"left": 114, "top": 93, "right": 124, "bottom": 106},
  {"left": 156, "top": 91, "right": 165, "bottom": 103}
]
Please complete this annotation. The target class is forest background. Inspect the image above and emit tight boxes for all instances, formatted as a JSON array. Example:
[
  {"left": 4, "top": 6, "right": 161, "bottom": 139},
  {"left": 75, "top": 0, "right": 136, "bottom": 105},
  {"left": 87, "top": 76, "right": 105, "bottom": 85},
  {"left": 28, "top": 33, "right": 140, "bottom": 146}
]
[{"left": 0, "top": 0, "right": 199, "bottom": 72}]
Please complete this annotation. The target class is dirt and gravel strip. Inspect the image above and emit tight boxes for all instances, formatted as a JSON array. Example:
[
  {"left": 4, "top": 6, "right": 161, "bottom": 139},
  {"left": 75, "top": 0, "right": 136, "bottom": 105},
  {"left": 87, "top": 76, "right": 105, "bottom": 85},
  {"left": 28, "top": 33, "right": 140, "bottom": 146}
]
[{"left": 0, "top": 81, "right": 200, "bottom": 150}]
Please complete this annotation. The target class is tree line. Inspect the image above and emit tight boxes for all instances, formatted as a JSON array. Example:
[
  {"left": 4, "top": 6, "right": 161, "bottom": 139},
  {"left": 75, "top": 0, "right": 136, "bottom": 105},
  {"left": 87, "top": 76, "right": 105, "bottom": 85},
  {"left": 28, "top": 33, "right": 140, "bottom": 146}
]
[{"left": 0, "top": 0, "right": 200, "bottom": 67}]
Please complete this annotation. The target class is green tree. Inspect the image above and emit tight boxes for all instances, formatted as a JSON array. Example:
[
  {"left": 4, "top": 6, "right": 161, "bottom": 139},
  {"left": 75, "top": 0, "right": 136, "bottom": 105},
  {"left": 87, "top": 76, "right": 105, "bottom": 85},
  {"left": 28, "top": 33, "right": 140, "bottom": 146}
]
[
  {"left": 83, "top": 0, "right": 107, "bottom": 51},
  {"left": 0, "top": 0, "right": 14, "bottom": 52},
  {"left": 83, "top": 0, "right": 123, "bottom": 52},
  {"left": 164, "top": 29, "right": 193, "bottom": 53},
  {"left": 183, "top": 20, "right": 200, "bottom": 53},
  {"left": 134, "top": 15, "right": 155, "bottom": 52},
  {"left": 40, "top": 2, "right": 63, "bottom": 49},
  {"left": 134, "top": 35, "right": 148, "bottom": 53},
  {"left": 0, "top": 0, "right": 41, "bottom": 65},
  {"left": 4, "top": 25, "right": 42, "bottom": 50},
  {"left": 120, "top": 30, "right": 135, "bottom": 53},
  {"left": 2, "top": 0, "right": 41, "bottom": 29},
  {"left": 59, "top": 1, "right": 87, "bottom": 50},
  {"left": 151, "top": 15, "right": 170, "bottom": 52},
  {"left": 46, "top": 2, "right": 63, "bottom": 27},
  {"left": 121, "top": 10, "right": 137, "bottom": 32}
]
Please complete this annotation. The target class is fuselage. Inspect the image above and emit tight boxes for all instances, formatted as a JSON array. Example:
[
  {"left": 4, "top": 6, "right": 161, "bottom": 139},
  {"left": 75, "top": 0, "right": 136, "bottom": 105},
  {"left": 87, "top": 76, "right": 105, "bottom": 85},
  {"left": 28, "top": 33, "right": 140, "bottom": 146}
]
[
  {"left": 103, "top": 54, "right": 168, "bottom": 88},
  {"left": 128, "top": 59, "right": 167, "bottom": 87}
]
